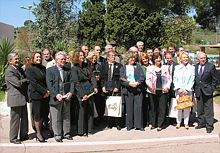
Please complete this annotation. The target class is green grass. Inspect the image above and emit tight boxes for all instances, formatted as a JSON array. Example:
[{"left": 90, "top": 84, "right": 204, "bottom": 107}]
[{"left": 0, "top": 91, "right": 5, "bottom": 102}]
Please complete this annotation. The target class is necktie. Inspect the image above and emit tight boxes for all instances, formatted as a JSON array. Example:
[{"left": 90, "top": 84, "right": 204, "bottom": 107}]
[
  {"left": 108, "top": 64, "right": 112, "bottom": 81},
  {"left": 198, "top": 65, "right": 203, "bottom": 76},
  {"left": 60, "top": 69, "right": 64, "bottom": 82},
  {"left": 168, "top": 63, "right": 171, "bottom": 75}
]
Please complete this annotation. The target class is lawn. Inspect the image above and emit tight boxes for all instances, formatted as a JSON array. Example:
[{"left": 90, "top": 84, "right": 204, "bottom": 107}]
[{"left": 0, "top": 91, "right": 5, "bottom": 102}]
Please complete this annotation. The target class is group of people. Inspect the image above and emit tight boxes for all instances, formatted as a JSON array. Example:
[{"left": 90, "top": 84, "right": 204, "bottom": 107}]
[{"left": 5, "top": 41, "right": 219, "bottom": 144}]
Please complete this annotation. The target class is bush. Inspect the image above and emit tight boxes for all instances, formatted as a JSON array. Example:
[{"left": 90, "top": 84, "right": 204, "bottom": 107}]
[{"left": 0, "top": 38, "right": 14, "bottom": 90}]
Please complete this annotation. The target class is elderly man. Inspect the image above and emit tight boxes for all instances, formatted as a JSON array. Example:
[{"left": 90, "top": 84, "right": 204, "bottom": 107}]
[
  {"left": 46, "top": 51, "right": 74, "bottom": 142},
  {"left": 5, "top": 53, "right": 29, "bottom": 144},
  {"left": 194, "top": 51, "right": 218, "bottom": 133},
  {"left": 136, "top": 41, "right": 144, "bottom": 52}
]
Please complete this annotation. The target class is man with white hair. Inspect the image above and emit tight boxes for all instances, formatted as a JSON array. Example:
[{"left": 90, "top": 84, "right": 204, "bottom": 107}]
[
  {"left": 46, "top": 51, "right": 74, "bottom": 142},
  {"left": 136, "top": 41, "right": 144, "bottom": 52},
  {"left": 194, "top": 51, "right": 218, "bottom": 133}
]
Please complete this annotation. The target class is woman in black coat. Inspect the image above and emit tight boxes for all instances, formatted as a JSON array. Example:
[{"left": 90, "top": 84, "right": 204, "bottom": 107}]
[
  {"left": 71, "top": 51, "right": 97, "bottom": 136},
  {"left": 25, "top": 51, "right": 50, "bottom": 142}
]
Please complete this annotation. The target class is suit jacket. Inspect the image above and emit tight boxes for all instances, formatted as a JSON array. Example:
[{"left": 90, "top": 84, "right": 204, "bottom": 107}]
[
  {"left": 5, "top": 65, "right": 29, "bottom": 107},
  {"left": 99, "top": 62, "right": 122, "bottom": 91},
  {"left": 25, "top": 64, "right": 47, "bottom": 100},
  {"left": 120, "top": 64, "right": 145, "bottom": 95},
  {"left": 173, "top": 63, "right": 195, "bottom": 91},
  {"left": 46, "top": 65, "right": 74, "bottom": 106},
  {"left": 146, "top": 65, "right": 172, "bottom": 94},
  {"left": 194, "top": 62, "right": 218, "bottom": 97}
]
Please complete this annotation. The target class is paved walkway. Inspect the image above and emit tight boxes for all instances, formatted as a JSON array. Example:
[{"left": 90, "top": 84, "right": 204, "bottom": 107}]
[{"left": 0, "top": 98, "right": 220, "bottom": 153}]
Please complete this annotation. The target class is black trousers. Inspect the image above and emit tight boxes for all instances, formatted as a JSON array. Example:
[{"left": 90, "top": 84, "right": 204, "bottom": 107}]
[
  {"left": 149, "top": 92, "right": 168, "bottom": 128},
  {"left": 196, "top": 90, "right": 214, "bottom": 130},
  {"left": 77, "top": 98, "right": 94, "bottom": 135}
]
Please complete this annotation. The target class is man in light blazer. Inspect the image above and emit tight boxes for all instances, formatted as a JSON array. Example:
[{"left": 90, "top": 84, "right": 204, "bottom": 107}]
[
  {"left": 194, "top": 51, "right": 219, "bottom": 133},
  {"left": 5, "top": 53, "right": 29, "bottom": 144},
  {"left": 46, "top": 51, "right": 74, "bottom": 142}
]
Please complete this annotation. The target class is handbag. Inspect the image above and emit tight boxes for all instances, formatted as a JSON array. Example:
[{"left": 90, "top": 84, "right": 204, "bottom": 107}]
[
  {"left": 104, "top": 94, "right": 122, "bottom": 117},
  {"left": 176, "top": 95, "right": 194, "bottom": 110}
]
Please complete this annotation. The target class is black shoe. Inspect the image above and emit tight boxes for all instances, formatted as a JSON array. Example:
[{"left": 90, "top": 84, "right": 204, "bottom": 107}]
[
  {"left": 64, "top": 136, "right": 73, "bottom": 140},
  {"left": 195, "top": 125, "right": 206, "bottom": 129},
  {"left": 135, "top": 128, "right": 145, "bottom": 131},
  {"left": 55, "top": 138, "right": 63, "bottom": 142},
  {"left": 206, "top": 129, "right": 213, "bottom": 134},
  {"left": 117, "top": 126, "right": 122, "bottom": 131},
  {"left": 10, "top": 139, "right": 21, "bottom": 144},
  {"left": 36, "top": 136, "right": 47, "bottom": 143},
  {"left": 157, "top": 127, "right": 162, "bottom": 131},
  {"left": 20, "top": 136, "right": 29, "bottom": 141},
  {"left": 150, "top": 126, "right": 155, "bottom": 130}
]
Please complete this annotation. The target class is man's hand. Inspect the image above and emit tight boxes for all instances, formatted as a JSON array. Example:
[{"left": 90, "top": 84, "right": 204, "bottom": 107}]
[
  {"left": 102, "top": 87, "right": 108, "bottom": 93},
  {"left": 113, "top": 88, "right": 119, "bottom": 93},
  {"left": 43, "top": 90, "right": 50, "bottom": 98}
]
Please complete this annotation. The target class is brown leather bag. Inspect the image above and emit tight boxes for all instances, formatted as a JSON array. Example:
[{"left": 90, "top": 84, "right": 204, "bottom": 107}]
[{"left": 176, "top": 95, "right": 194, "bottom": 110}]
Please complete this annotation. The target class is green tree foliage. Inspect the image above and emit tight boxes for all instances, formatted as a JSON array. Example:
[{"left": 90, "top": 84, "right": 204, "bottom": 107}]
[
  {"left": 0, "top": 38, "right": 14, "bottom": 89},
  {"left": 194, "top": 0, "right": 220, "bottom": 30},
  {"left": 78, "top": 0, "right": 105, "bottom": 48},
  {"left": 162, "top": 15, "right": 196, "bottom": 46},
  {"left": 33, "top": 0, "right": 78, "bottom": 52},
  {"left": 105, "top": 0, "right": 164, "bottom": 50}
]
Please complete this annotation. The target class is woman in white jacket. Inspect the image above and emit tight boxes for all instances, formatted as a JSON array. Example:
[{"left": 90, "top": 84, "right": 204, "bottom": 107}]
[{"left": 173, "top": 52, "right": 195, "bottom": 129}]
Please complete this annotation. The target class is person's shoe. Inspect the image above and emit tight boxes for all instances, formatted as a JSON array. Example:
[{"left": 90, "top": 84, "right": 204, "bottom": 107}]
[
  {"left": 64, "top": 135, "right": 73, "bottom": 140},
  {"left": 206, "top": 129, "right": 213, "bottom": 134},
  {"left": 116, "top": 126, "right": 122, "bottom": 131},
  {"left": 36, "top": 136, "right": 46, "bottom": 143},
  {"left": 176, "top": 124, "right": 181, "bottom": 129},
  {"left": 55, "top": 138, "right": 63, "bottom": 142},
  {"left": 185, "top": 125, "right": 189, "bottom": 130},
  {"left": 10, "top": 139, "right": 21, "bottom": 144},
  {"left": 150, "top": 126, "right": 155, "bottom": 130},
  {"left": 157, "top": 127, "right": 162, "bottom": 131},
  {"left": 140, "top": 128, "right": 145, "bottom": 131},
  {"left": 195, "top": 125, "right": 206, "bottom": 129},
  {"left": 20, "top": 136, "right": 29, "bottom": 141}
]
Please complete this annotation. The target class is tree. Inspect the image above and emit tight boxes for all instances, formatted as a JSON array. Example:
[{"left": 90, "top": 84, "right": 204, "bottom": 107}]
[
  {"left": 105, "top": 0, "right": 164, "bottom": 50},
  {"left": 0, "top": 38, "right": 14, "bottom": 89},
  {"left": 162, "top": 15, "right": 196, "bottom": 46},
  {"left": 78, "top": 0, "right": 105, "bottom": 48},
  {"left": 194, "top": 0, "right": 220, "bottom": 30},
  {"left": 33, "top": 0, "right": 78, "bottom": 53}
]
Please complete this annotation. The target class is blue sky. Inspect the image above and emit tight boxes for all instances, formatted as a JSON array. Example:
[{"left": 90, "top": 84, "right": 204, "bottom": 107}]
[{"left": 0, "top": 0, "right": 40, "bottom": 27}]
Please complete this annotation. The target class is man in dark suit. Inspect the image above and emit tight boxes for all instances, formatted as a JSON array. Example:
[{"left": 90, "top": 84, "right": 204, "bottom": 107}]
[
  {"left": 5, "top": 53, "right": 29, "bottom": 144},
  {"left": 164, "top": 51, "right": 178, "bottom": 125},
  {"left": 46, "top": 51, "right": 74, "bottom": 142},
  {"left": 194, "top": 51, "right": 218, "bottom": 133},
  {"left": 99, "top": 51, "right": 123, "bottom": 130}
]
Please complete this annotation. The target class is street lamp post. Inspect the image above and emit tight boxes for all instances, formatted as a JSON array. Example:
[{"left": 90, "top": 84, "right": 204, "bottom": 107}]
[{"left": 20, "top": 5, "right": 32, "bottom": 52}]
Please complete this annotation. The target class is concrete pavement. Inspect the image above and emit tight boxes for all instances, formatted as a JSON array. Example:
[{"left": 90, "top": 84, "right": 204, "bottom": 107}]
[{"left": 0, "top": 99, "right": 220, "bottom": 153}]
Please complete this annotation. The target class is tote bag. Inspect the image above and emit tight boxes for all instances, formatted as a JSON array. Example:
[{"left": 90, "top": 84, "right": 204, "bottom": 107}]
[{"left": 104, "top": 96, "right": 122, "bottom": 117}]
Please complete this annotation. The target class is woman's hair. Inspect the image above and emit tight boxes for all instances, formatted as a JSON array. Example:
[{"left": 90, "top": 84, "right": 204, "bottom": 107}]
[
  {"left": 71, "top": 50, "right": 83, "bottom": 64},
  {"left": 30, "top": 51, "right": 42, "bottom": 64},
  {"left": 23, "top": 56, "right": 31, "bottom": 68},
  {"left": 151, "top": 53, "right": 162, "bottom": 65},
  {"left": 179, "top": 51, "right": 189, "bottom": 63},
  {"left": 123, "top": 51, "right": 136, "bottom": 64},
  {"left": 140, "top": 52, "right": 149, "bottom": 65}
]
